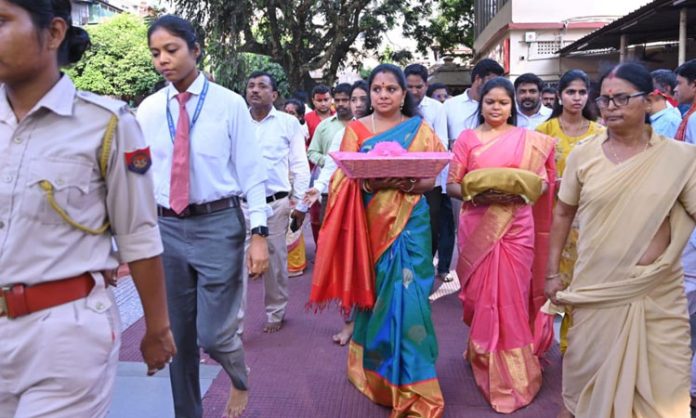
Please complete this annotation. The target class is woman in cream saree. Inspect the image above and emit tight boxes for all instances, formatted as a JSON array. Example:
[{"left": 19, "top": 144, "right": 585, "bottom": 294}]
[{"left": 546, "top": 63, "right": 696, "bottom": 418}]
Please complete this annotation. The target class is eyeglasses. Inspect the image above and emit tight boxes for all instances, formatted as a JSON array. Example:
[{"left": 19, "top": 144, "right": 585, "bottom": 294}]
[{"left": 594, "top": 92, "right": 646, "bottom": 109}]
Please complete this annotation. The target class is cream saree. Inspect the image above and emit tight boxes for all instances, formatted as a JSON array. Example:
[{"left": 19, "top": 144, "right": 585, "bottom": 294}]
[{"left": 552, "top": 129, "right": 696, "bottom": 418}]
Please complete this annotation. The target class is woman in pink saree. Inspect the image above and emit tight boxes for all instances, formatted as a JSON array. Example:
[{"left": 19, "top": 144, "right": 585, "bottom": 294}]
[{"left": 447, "top": 78, "right": 556, "bottom": 413}]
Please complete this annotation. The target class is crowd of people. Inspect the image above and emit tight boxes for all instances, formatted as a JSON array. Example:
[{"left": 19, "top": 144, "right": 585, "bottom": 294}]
[{"left": 3, "top": 1, "right": 696, "bottom": 418}]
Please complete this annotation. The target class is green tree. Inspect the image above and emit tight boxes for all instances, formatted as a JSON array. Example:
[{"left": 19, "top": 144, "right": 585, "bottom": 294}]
[
  {"left": 404, "top": 0, "right": 475, "bottom": 58},
  {"left": 171, "top": 0, "right": 436, "bottom": 92},
  {"left": 66, "top": 13, "right": 160, "bottom": 102},
  {"left": 234, "top": 53, "right": 290, "bottom": 97}
]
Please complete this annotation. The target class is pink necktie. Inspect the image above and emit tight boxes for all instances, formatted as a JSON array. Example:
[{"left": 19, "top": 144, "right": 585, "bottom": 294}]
[{"left": 169, "top": 92, "right": 192, "bottom": 214}]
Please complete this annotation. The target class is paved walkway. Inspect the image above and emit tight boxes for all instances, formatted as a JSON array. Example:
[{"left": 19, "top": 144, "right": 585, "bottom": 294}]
[{"left": 110, "top": 234, "right": 564, "bottom": 418}]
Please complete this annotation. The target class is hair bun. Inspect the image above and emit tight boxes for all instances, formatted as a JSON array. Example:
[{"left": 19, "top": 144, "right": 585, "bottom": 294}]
[{"left": 65, "top": 26, "right": 91, "bottom": 65}]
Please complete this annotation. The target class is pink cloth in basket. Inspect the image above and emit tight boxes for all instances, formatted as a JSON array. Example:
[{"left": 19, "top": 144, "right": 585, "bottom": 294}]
[
  {"left": 329, "top": 148, "right": 450, "bottom": 179},
  {"left": 367, "top": 142, "right": 408, "bottom": 156}
]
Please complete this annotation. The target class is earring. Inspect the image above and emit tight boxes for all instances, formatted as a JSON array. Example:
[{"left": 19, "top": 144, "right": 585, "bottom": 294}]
[{"left": 400, "top": 101, "right": 405, "bottom": 109}]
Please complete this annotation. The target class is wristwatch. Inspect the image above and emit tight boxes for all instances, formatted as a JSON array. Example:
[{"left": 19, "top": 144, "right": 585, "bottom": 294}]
[{"left": 251, "top": 226, "right": 269, "bottom": 237}]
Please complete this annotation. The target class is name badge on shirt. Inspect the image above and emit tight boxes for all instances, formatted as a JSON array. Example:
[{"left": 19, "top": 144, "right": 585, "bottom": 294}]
[{"left": 125, "top": 147, "right": 152, "bottom": 174}]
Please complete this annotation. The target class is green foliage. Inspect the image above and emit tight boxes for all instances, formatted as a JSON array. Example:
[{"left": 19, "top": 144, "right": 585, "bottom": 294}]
[
  {"left": 232, "top": 54, "right": 290, "bottom": 97},
  {"left": 65, "top": 13, "right": 160, "bottom": 101},
  {"left": 403, "top": 0, "right": 475, "bottom": 57},
  {"left": 378, "top": 47, "right": 415, "bottom": 66},
  {"left": 172, "top": 0, "right": 446, "bottom": 92}
]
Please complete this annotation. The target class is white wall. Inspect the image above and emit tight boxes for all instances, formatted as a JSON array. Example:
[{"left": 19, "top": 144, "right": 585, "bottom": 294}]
[
  {"left": 508, "top": 28, "right": 600, "bottom": 80},
  {"left": 474, "top": 0, "right": 658, "bottom": 82},
  {"left": 511, "top": 0, "right": 650, "bottom": 23}
]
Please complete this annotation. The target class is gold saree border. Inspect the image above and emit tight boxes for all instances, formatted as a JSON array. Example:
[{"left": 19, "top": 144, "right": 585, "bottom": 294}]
[
  {"left": 456, "top": 204, "right": 516, "bottom": 289},
  {"left": 347, "top": 342, "right": 445, "bottom": 418},
  {"left": 364, "top": 123, "right": 444, "bottom": 262},
  {"left": 467, "top": 340, "right": 542, "bottom": 414},
  {"left": 366, "top": 191, "right": 420, "bottom": 260}
]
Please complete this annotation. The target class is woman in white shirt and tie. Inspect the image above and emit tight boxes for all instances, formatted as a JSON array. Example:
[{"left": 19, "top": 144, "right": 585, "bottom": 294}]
[{"left": 136, "top": 15, "right": 270, "bottom": 418}]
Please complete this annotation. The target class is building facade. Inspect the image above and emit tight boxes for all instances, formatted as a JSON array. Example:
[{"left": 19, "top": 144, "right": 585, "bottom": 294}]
[
  {"left": 474, "top": 0, "right": 651, "bottom": 81},
  {"left": 70, "top": 0, "right": 123, "bottom": 26}
]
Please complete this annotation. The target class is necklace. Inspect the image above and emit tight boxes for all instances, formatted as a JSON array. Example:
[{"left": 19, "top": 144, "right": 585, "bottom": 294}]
[
  {"left": 607, "top": 134, "right": 650, "bottom": 163},
  {"left": 558, "top": 116, "right": 588, "bottom": 137},
  {"left": 371, "top": 113, "right": 405, "bottom": 133}
]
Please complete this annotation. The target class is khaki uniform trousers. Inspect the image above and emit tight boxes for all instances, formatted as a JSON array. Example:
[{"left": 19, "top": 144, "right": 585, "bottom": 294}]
[{"left": 0, "top": 275, "right": 120, "bottom": 418}]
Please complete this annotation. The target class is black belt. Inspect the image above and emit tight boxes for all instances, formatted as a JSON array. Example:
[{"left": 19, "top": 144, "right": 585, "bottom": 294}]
[
  {"left": 242, "top": 191, "right": 289, "bottom": 204},
  {"left": 157, "top": 196, "right": 240, "bottom": 218}
]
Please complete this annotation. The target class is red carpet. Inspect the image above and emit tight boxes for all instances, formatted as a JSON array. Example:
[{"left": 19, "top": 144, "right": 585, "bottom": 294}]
[{"left": 120, "top": 237, "right": 562, "bottom": 417}]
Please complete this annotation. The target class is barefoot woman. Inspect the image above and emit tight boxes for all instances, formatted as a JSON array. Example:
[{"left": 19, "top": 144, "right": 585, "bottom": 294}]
[{"left": 310, "top": 64, "right": 445, "bottom": 417}]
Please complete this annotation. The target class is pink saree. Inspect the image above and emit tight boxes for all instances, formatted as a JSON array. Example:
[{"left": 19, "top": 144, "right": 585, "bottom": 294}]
[{"left": 448, "top": 127, "right": 555, "bottom": 413}]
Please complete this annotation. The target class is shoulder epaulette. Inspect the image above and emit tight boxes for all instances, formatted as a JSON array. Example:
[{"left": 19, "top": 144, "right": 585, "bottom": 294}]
[{"left": 75, "top": 90, "right": 130, "bottom": 116}]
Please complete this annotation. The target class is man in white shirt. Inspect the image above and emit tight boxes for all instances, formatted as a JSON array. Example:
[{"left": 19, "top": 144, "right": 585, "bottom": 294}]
[
  {"left": 514, "top": 73, "right": 552, "bottom": 130},
  {"left": 245, "top": 71, "right": 310, "bottom": 333},
  {"left": 444, "top": 58, "right": 504, "bottom": 144},
  {"left": 405, "top": 63, "right": 454, "bottom": 281},
  {"left": 443, "top": 59, "right": 504, "bottom": 243}
]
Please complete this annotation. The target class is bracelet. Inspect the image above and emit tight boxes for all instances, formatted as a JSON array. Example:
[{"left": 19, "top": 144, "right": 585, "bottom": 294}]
[
  {"left": 404, "top": 178, "right": 416, "bottom": 193},
  {"left": 545, "top": 273, "right": 561, "bottom": 281},
  {"left": 361, "top": 179, "right": 374, "bottom": 193}
]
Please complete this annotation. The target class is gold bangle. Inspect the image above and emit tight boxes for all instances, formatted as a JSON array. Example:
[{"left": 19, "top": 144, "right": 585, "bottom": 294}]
[
  {"left": 404, "top": 179, "right": 416, "bottom": 193},
  {"left": 361, "top": 179, "right": 373, "bottom": 193}
]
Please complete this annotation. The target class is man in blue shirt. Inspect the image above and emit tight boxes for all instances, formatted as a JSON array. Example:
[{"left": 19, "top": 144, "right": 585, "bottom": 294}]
[{"left": 648, "top": 89, "right": 682, "bottom": 138}]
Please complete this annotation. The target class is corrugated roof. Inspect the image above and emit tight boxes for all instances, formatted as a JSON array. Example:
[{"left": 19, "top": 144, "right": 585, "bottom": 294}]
[{"left": 559, "top": 0, "right": 696, "bottom": 56}]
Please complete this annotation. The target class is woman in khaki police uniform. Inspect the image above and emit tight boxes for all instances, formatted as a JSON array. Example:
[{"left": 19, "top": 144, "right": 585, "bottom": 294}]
[{"left": 0, "top": 1, "right": 176, "bottom": 417}]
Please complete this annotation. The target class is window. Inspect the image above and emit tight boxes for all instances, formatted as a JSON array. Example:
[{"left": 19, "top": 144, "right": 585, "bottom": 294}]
[{"left": 536, "top": 41, "right": 561, "bottom": 56}]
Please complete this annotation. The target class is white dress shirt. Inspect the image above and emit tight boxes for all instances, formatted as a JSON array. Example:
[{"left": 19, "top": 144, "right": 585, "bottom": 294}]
[
  {"left": 444, "top": 89, "right": 480, "bottom": 141},
  {"left": 251, "top": 106, "right": 310, "bottom": 201},
  {"left": 516, "top": 103, "right": 552, "bottom": 130},
  {"left": 313, "top": 128, "right": 345, "bottom": 194},
  {"left": 136, "top": 73, "right": 269, "bottom": 228},
  {"left": 419, "top": 96, "right": 449, "bottom": 192}
]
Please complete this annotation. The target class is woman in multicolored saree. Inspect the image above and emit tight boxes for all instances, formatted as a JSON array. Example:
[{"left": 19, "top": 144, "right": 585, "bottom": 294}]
[
  {"left": 446, "top": 77, "right": 556, "bottom": 413},
  {"left": 545, "top": 63, "right": 696, "bottom": 418},
  {"left": 309, "top": 64, "right": 445, "bottom": 417}
]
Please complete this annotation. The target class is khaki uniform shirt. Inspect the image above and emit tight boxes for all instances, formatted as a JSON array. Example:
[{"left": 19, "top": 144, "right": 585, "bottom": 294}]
[{"left": 0, "top": 76, "right": 163, "bottom": 287}]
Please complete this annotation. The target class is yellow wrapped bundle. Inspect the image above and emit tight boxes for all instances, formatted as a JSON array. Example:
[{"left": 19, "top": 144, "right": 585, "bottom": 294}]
[{"left": 461, "top": 167, "right": 543, "bottom": 204}]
